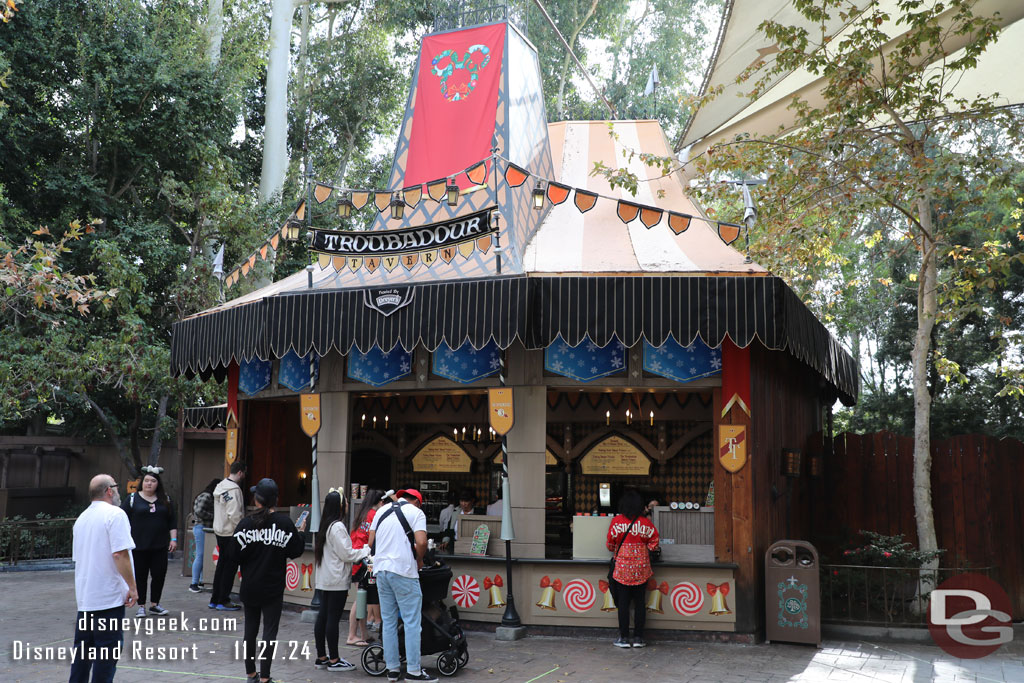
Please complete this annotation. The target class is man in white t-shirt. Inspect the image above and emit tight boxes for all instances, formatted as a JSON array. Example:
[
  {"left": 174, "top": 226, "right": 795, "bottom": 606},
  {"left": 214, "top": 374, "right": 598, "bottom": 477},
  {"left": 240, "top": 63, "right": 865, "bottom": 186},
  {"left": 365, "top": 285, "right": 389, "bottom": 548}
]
[
  {"left": 367, "top": 489, "right": 436, "bottom": 683},
  {"left": 70, "top": 474, "right": 139, "bottom": 683}
]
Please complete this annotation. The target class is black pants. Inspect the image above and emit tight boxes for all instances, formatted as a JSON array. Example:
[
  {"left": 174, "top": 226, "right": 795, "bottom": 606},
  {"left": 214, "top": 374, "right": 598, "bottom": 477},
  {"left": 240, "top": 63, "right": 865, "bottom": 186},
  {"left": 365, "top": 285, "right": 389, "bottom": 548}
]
[
  {"left": 68, "top": 605, "right": 124, "bottom": 683},
  {"left": 211, "top": 535, "right": 239, "bottom": 606},
  {"left": 313, "top": 589, "right": 349, "bottom": 660},
  {"left": 612, "top": 579, "right": 646, "bottom": 639},
  {"left": 133, "top": 548, "right": 168, "bottom": 606},
  {"left": 243, "top": 596, "right": 283, "bottom": 679}
]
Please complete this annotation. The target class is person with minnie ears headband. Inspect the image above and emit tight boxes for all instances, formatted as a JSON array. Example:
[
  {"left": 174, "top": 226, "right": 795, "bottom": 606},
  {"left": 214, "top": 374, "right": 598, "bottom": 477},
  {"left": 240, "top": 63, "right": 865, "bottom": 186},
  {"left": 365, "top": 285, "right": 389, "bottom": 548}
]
[{"left": 120, "top": 465, "right": 177, "bottom": 618}]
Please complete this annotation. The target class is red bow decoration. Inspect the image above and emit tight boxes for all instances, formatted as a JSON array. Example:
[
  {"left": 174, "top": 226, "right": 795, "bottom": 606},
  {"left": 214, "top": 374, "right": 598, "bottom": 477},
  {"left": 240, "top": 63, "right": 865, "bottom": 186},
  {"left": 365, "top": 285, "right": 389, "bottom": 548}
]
[
  {"left": 658, "top": 581, "right": 669, "bottom": 595},
  {"left": 302, "top": 563, "right": 313, "bottom": 575},
  {"left": 706, "top": 582, "right": 730, "bottom": 596},
  {"left": 599, "top": 580, "right": 610, "bottom": 593},
  {"left": 540, "top": 575, "right": 550, "bottom": 589},
  {"left": 493, "top": 574, "right": 503, "bottom": 588},
  {"left": 552, "top": 579, "right": 563, "bottom": 592},
  {"left": 646, "top": 577, "right": 657, "bottom": 590},
  {"left": 484, "top": 577, "right": 493, "bottom": 589}
]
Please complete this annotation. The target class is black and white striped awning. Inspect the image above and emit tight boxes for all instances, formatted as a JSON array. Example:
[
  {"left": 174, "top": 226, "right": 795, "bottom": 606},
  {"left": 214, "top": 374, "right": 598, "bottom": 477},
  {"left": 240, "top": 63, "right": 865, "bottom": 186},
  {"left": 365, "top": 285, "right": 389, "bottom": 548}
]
[{"left": 171, "top": 275, "right": 858, "bottom": 404}]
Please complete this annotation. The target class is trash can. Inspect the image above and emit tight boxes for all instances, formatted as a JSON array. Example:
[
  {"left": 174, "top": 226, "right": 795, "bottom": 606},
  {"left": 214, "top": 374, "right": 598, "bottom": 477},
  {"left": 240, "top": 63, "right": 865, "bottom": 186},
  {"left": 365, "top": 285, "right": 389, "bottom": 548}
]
[{"left": 765, "top": 540, "right": 821, "bottom": 647}]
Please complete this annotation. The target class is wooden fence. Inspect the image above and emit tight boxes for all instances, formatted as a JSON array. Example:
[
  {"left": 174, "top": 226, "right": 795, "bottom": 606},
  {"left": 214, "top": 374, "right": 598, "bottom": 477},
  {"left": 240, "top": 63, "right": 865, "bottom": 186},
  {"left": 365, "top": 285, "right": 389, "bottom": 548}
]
[{"left": 806, "top": 431, "right": 1024, "bottom": 619}]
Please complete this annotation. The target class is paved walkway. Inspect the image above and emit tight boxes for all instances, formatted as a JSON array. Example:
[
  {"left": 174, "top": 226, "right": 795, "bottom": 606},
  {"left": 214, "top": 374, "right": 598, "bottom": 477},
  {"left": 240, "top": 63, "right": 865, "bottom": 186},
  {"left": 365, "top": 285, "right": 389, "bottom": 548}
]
[{"left": 1, "top": 570, "right": 1021, "bottom": 682}]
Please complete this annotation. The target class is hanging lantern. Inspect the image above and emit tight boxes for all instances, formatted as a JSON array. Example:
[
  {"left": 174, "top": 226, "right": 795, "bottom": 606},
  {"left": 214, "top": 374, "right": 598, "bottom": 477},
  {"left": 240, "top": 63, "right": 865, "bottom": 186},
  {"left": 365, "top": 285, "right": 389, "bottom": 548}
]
[
  {"left": 446, "top": 177, "right": 460, "bottom": 206},
  {"left": 532, "top": 181, "right": 545, "bottom": 210},
  {"left": 285, "top": 219, "right": 302, "bottom": 242},
  {"left": 782, "top": 448, "right": 802, "bottom": 478},
  {"left": 808, "top": 452, "right": 823, "bottom": 478},
  {"left": 389, "top": 193, "right": 406, "bottom": 220},
  {"left": 338, "top": 194, "right": 353, "bottom": 218}
]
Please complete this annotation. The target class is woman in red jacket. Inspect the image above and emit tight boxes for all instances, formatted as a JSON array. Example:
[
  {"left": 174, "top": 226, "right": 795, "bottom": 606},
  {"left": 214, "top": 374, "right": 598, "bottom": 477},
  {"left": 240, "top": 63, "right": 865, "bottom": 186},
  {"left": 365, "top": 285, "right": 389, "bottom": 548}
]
[{"left": 606, "top": 489, "right": 660, "bottom": 648}]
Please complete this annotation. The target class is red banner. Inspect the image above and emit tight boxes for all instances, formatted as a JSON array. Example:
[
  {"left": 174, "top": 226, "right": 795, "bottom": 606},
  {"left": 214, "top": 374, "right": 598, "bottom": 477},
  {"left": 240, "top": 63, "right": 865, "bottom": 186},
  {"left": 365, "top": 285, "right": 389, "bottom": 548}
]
[
  {"left": 720, "top": 339, "right": 751, "bottom": 418},
  {"left": 404, "top": 23, "right": 505, "bottom": 189},
  {"left": 227, "top": 361, "right": 239, "bottom": 424}
]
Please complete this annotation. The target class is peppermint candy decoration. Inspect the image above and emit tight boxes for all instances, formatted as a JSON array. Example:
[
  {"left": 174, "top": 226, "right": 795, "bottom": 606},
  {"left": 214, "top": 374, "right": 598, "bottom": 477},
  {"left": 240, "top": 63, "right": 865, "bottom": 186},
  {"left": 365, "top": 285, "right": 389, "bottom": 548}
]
[
  {"left": 672, "top": 582, "right": 704, "bottom": 616},
  {"left": 562, "top": 579, "right": 595, "bottom": 613},
  {"left": 451, "top": 574, "right": 480, "bottom": 608},
  {"left": 285, "top": 561, "right": 301, "bottom": 591}
]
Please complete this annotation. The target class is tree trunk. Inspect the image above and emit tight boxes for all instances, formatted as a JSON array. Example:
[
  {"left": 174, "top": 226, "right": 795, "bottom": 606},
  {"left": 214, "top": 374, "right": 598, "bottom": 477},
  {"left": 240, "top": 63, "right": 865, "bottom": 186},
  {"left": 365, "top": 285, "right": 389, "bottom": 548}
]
[
  {"left": 911, "top": 194, "right": 939, "bottom": 560},
  {"left": 85, "top": 395, "right": 141, "bottom": 476},
  {"left": 554, "top": 0, "right": 598, "bottom": 120},
  {"left": 206, "top": 0, "right": 223, "bottom": 66},
  {"left": 260, "top": 0, "right": 294, "bottom": 203},
  {"left": 148, "top": 394, "right": 169, "bottom": 467}
]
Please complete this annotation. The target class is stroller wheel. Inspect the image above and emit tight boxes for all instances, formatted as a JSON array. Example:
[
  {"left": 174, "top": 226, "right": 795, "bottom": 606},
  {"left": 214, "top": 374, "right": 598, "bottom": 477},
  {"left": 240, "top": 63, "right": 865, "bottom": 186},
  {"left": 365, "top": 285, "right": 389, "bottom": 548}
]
[
  {"left": 457, "top": 647, "right": 469, "bottom": 668},
  {"left": 361, "top": 644, "right": 387, "bottom": 676},
  {"left": 437, "top": 652, "right": 460, "bottom": 677}
]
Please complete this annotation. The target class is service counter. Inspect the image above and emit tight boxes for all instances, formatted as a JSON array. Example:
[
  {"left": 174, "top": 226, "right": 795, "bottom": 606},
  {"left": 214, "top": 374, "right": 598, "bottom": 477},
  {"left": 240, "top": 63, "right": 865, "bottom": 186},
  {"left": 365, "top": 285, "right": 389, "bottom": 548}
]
[{"left": 439, "top": 554, "right": 737, "bottom": 632}]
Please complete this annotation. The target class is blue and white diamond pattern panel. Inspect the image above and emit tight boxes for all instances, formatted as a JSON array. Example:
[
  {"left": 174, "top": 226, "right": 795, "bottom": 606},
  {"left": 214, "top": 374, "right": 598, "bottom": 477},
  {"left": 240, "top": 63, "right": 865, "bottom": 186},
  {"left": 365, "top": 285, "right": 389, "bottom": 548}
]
[
  {"left": 346, "top": 346, "right": 412, "bottom": 387},
  {"left": 544, "top": 337, "right": 626, "bottom": 382},
  {"left": 278, "top": 350, "right": 320, "bottom": 392},
  {"left": 433, "top": 340, "right": 501, "bottom": 384},
  {"left": 643, "top": 337, "right": 722, "bottom": 383},
  {"left": 239, "top": 357, "right": 272, "bottom": 395}
]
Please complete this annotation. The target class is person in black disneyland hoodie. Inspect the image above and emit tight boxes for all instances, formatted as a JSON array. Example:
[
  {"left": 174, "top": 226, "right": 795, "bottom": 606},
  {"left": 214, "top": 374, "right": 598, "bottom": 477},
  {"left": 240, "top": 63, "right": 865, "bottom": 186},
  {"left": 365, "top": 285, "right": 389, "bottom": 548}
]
[{"left": 234, "top": 478, "right": 307, "bottom": 683}]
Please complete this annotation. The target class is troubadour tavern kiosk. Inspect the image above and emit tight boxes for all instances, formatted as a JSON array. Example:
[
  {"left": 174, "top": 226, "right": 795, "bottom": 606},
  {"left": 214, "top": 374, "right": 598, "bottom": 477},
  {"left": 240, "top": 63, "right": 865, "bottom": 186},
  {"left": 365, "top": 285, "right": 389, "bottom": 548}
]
[{"left": 172, "top": 17, "right": 857, "bottom": 637}]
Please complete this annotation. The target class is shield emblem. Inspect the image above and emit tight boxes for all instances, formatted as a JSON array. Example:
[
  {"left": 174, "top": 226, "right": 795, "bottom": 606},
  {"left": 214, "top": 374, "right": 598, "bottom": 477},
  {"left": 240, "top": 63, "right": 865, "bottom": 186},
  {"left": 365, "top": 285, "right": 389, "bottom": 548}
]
[
  {"left": 719, "top": 425, "right": 747, "bottom": 473},
  {"left": 225, "top": 427, "right": 239, "bottom": 465},
  {"left": 300, "top": 394, "right": 321, "bottom": 437},
  {"left": 488, "top": 387, "right": 514, "bottom": 436}
]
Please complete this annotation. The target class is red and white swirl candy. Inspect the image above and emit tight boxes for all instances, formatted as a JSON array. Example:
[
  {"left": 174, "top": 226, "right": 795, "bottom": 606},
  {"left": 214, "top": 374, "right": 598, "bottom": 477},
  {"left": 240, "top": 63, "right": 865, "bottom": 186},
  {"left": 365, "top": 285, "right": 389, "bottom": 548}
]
[
  {"left": 671, "top": 581, "right": 704, "bottom": 616},
  {"left": 285, "top": 560, "right": 300, "bottom": 591},
  {"left": 451, "top": 574, "right": 480, "bottom": 608},
  {"left": 562, "top": 579, "right": 596, "bottom": 613}
]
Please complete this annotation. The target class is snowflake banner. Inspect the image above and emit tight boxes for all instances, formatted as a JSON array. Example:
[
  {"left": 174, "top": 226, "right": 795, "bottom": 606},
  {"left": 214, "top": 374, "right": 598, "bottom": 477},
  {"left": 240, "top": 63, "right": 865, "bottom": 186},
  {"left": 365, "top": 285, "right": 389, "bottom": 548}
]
[
  {"left": 278, "top": 350, "right": 319, "bottom": 392},
  {"left": 433, "top": 340, "right": 501, "bottom": 384},
  {"left": 346, "top": 346, "right": 412, "bottom": 387},
  {"left": 643, "top": 337, "right": 721, "bottom": 383},
  {"left": 238, "top": 357, "right": 272, "bottom": 395},
  {"left": 544, "top": 337, "right": 625, "bottom": 382}
]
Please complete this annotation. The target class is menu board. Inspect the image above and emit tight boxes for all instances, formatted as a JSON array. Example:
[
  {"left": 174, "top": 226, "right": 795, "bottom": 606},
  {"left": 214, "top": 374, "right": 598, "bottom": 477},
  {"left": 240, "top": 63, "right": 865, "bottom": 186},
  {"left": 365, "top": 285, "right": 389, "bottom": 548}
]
[
  {"left": 412, "top": 436, "right": 473, "bottom": 472},
  {"left": 580, "top": 436, "right": 651, "bottom": 476}
]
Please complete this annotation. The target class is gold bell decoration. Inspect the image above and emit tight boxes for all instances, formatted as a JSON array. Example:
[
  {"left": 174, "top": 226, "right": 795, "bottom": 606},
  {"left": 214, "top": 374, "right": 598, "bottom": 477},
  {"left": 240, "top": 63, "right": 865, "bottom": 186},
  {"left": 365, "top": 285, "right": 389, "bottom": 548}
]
[
  {"left": 484, "top": 575, "right": 505, "bottom": 609},
  {"left": 536, "top": 576, "right": 561, "bottom": 611},
  {"left": 598, "top": 579, "right": 617, "bottom": 612},
  {"left": 645, "top": 578, "right": 668, "bottom": 614},
  {"left": 301, "top": 563, "right": 313, "bottom": 592},
  {"left": 707, "top": 582, "right": 732, "bottom": 615}
]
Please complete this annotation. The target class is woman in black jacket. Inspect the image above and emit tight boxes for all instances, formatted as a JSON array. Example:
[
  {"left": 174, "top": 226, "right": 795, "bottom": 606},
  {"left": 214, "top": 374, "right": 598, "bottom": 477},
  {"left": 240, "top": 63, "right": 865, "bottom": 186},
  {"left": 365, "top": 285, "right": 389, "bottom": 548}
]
[
  {"left": 234, "top": 478, "right": 306, "bottom": 683},
  {"left": 122, "top": 466, "right": 177, "bottom": 618}
]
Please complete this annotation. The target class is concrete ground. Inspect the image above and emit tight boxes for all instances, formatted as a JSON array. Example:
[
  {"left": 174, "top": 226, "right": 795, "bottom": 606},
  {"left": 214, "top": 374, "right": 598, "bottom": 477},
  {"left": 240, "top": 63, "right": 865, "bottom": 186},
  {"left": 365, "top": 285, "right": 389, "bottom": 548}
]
[{"left": 1, "top": 570, "right": 1022, "bottom": 683}]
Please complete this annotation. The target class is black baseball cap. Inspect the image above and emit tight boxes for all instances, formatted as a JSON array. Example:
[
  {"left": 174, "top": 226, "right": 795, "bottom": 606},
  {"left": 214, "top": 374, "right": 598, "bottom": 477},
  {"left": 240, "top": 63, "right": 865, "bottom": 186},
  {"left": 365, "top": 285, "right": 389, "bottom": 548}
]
[{"left": 250, "top": 478, "right": 279, "bottom": 505}]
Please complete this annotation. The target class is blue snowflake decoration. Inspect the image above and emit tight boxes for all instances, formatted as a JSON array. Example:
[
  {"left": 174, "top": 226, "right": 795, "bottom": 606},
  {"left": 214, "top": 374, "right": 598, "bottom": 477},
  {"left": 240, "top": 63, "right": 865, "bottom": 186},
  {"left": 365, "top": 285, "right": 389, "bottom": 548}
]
[
  {"left": 544, "top": 337, "right": 626, "bottom": 382},
  {"left": 238, "top": 357, "right": 272, "bottom": 395},
  {"left": 643, "top": 336, "right": 721, "bottom": 384},
  {"left": 432, "top": 340, "right": 501, "bottom": 384},
  {"left": 278, "top": 350, "right": 319, "bottom": 392},
  {"left": 346, "top": 346, "right": 412, "bottom": 387}
]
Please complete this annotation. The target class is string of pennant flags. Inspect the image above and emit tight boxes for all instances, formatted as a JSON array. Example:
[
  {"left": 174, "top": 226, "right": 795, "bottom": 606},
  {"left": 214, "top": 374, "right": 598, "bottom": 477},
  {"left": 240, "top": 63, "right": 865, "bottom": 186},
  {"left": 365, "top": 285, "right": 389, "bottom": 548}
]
[{"left": 223, "top": 155, "right": 745, "bottom": 290}]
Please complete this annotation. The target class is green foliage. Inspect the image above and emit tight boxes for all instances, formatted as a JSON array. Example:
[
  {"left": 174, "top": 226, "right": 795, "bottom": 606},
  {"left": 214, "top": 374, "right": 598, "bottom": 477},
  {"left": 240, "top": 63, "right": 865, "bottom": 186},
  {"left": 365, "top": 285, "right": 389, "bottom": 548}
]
[{"left": 839, "top": 531, "right": 944, "bottom": 568}]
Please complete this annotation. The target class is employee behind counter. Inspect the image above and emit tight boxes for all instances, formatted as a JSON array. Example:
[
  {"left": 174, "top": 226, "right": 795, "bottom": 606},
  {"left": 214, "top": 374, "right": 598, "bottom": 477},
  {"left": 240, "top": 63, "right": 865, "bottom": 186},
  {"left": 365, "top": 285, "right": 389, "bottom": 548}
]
[{"left": 438, "top": 489, "right": 481, "bottom": 552}]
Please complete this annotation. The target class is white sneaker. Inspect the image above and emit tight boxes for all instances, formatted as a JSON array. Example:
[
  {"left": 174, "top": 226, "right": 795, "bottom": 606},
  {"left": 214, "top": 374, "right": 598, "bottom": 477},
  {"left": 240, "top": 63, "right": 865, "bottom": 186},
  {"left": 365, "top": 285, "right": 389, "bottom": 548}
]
[
  {"left": 135, "top": 606, "right": 146, "bottom": 618},
  {"left": 149, "top": 604, "right": 170, "bottom": 616}
]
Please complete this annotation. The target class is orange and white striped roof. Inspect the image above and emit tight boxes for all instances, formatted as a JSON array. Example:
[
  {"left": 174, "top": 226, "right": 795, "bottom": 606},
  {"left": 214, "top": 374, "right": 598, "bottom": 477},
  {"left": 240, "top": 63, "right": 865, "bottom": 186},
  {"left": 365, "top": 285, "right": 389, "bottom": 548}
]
[{"left": 524, "top": 120, "right": 765, "bottom": 275}]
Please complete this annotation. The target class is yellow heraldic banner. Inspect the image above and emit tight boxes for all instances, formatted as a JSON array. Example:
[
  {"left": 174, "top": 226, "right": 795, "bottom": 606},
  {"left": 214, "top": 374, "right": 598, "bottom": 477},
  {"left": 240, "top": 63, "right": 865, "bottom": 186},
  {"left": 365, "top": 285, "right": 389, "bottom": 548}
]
[
  {"left": 225, "top": 427, "right": 239, "bottom": 464},
  {"left": 718, "top": 425, "right": 747, "bottom": 473},
  {"left": 300, "top": 394, "right": 322, "bottom": 437},
  {"left": 488, "top": 387, "right": 514, "bottom": 436}
]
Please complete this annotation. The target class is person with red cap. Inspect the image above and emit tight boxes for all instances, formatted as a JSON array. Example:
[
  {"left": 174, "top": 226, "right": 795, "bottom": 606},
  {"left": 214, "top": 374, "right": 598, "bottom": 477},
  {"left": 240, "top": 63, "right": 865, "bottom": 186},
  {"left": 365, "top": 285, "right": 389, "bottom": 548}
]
[{"left": 367, "top": 488, "right": 436, "bottom": 682}]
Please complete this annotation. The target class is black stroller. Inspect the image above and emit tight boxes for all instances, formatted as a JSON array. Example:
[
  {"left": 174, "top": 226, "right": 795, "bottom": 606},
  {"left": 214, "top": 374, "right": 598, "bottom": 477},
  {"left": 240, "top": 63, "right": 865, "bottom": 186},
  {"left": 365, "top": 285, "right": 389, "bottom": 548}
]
[{"left": 361, "top": 563, "right": 469, "bottom": 677}]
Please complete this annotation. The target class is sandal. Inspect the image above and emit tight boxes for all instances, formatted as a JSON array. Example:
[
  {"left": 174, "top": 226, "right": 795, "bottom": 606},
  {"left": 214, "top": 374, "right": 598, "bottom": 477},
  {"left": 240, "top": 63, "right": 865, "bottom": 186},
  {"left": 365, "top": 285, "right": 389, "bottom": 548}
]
[{"left": 347, "top": 639, "right": 370, "bottom": 647}]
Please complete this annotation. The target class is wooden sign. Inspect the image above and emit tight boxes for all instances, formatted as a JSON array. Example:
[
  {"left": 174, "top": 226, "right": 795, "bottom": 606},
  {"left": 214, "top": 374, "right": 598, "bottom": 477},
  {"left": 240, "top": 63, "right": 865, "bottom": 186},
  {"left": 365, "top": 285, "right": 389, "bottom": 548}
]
[
  {"left": 488, "top": 388, "right": 514, "bottom": 435},
  {"left": 300, "top": 393, "right": 321, "bottom": 437},
  {"left": 719, "top": 425, "right": 747, "bottom": 473},
  {"left": 580, "top": 436, "right": 651, "bottom": 476},
  {"left": 493, "top": 449, "right": 558, "bottom": 466},
  {"left": 126, "top": 479, "right": 140, "bottom": 494},
  {"left": 470, "top": 524, "right": 491, "bottom": 557},
  {"left": 225, "top": 427, "right": 239, "bottom": 465},
  {"left": 412, "top": 436, "right": 473, "bottom": 472}
]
